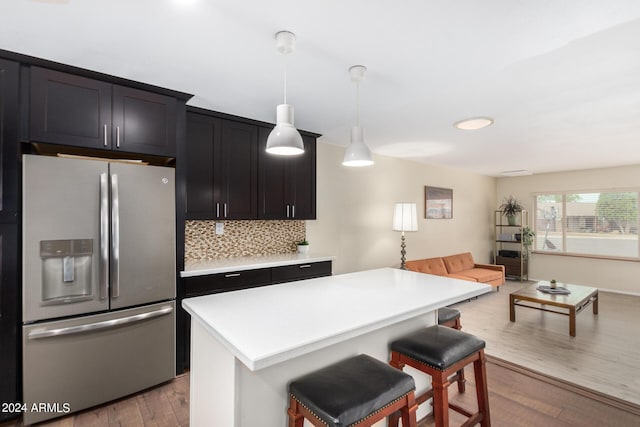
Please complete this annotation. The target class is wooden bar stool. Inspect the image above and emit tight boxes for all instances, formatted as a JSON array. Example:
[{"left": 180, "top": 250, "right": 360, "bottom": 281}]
[
  {"left": 438, "top": 307, "right": 465, "bottom": 392},
  {"left": 287, "top": 354, "right": 418, "bottom": 427},
  {"left": 390, "top": 326, "right": 490, "bottom": 427},
  {"left": 438, "top": 307, "right": 462, "bottom": 330}
]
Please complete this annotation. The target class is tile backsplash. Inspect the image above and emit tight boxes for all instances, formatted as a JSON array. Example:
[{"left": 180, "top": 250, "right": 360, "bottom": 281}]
[{"left": 185, "top": 220, "right": 306, "bottom": 262}]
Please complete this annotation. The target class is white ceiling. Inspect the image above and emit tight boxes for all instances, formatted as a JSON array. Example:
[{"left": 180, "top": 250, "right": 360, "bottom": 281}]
[{"left": 2, "top": 0, "right": 640, "bottom": 177}]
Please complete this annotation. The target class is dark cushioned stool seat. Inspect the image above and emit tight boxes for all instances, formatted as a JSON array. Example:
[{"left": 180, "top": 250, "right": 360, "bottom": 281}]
[
  {"left": 390, "top": 325, "right": 485, "bottom": 371},
  {"left": 288, "top": 354, "right": 415, "bottom": 427},
  {"left": 437, "top": 307, "right": 461, "bottom": 325}
]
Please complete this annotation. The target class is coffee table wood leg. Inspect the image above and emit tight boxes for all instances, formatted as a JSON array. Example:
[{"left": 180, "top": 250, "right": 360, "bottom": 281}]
[
  {"left": 569, "top": 307, "right": 576, "bottom": 337},
  {"left": 509, "top": 295, "right": 516, "bottom": 322},
  {"left": 593, "top": 293, "right": 599, "bottom": 315}
]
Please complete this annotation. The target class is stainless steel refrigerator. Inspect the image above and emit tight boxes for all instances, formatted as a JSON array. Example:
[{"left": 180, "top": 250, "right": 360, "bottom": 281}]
[{"left": 21, "top": 154, "right": 176, "bottom": 425}]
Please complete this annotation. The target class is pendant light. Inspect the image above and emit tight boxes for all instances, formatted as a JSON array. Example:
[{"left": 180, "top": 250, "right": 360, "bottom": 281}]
[
  {"left": 266, "top": 31, "right": 304, "bottom": 156},
  {"left": 342, "top": 65, "right": 374, "bottom": 167}
]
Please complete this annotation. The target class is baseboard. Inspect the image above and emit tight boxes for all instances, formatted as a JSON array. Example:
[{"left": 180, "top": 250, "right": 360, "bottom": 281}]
[{"left": 486, "top": 355, "right": 640, "bottom": 416}]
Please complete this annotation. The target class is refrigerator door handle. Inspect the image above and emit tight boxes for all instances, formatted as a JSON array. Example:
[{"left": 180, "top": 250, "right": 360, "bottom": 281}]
[
  {"left": 27, "top": 306, "right": 174, "bottom": 340},
  {"left": 111, "top": 173, "right": 120, "bottom": 298},
  {"left": 99, "top": 173, "right": 109, "bottom": 300}
]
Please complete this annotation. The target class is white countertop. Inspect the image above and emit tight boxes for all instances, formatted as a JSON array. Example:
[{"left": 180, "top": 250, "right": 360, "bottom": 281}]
[
  {"left": 182, "top": 267, "right": 491, "bottom": 371},
  {"left": 180, "top": 253, "right": 335, "bottom": 277}
]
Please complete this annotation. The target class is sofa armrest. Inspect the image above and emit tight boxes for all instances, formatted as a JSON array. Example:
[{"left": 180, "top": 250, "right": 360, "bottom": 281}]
[{"left": 474, "top": 263, "right": 505, "bottom": 273}]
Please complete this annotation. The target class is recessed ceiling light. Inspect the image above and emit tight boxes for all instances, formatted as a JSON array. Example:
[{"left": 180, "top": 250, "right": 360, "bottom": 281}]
[
  {"left": 453, "top": 117, "right": 494, "bottom": 130},
  {"left": 500, "top": 170, "right": 533, "bottom": 177}
]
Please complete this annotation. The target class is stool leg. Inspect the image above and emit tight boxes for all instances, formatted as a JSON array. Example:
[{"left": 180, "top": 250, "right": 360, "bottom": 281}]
[
  {"left": 452, "top": 317, "right": 465, "bottom": 393},
  {"left": 287, "top": 396, "right": 304, "bottom": 427},
  {"left": 400, "top": 391, "right": 419, "bottom": 427},
  {"left": 389, "top": 351, "right": 405, "bottom": 370},
  {"left": 431, "top": 371, "right": 450, "bottom": 427},
  {"left": 387, "top": 411, "right": 400, "bottom": 427},
  {"left": 388, "top": 352, "right": 405, "bottom": 427},
  {"left": 456, "top": 367, "right": 466, "bottom": 393},
  {"left": 474, "top": 350, "right": 491, "bottom": 427}
]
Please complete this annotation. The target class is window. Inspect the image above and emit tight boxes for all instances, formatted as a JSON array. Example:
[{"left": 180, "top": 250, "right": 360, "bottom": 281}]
[{"left": 534, "top": 191, "right": 639, "bottom": 259}]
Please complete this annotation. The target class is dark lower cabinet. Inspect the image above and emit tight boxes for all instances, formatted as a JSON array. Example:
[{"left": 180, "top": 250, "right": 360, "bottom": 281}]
[
  {"left": 184, "top": 268, "right": 272, "bottom": 297},
  {"left": 272, "top": 261, "right": 331, "bottom": 284},
  {"left": 0, "top": 225, "right": 19, "bottom": 421},
  {"left": 258, "top": 127, "right": 316, "bottom": 219},
  {"left": 178, "top": 260, "right": 331, "bottom": 371},
  {"left": 29, "top": 66, "right": 177, "bottom": 156}
]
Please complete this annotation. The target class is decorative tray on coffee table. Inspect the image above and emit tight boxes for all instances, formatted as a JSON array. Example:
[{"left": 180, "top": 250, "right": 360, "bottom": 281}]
[{"left": 536, "top": 284, "right": 571, "bottom": 295}]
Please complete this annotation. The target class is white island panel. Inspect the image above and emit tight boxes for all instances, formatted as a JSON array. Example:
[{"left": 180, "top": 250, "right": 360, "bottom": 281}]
[{"left": 183, "top": 268, "right": 491, "bottom": 426}]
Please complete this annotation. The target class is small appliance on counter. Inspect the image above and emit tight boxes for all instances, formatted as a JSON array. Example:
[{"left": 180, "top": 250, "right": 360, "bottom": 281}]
[{"left": 21, "top": 154, "right": 176, "bottom": 424}]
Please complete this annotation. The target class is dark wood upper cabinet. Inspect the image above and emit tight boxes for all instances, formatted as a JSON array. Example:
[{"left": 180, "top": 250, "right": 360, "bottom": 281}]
[
  {"left": 0, "top": 59, "right": 19, "bottom": 223},
  {"left": 186, "top": 112, "right": 257, "bottom": 219},
  {"left": 112, "top": 85, "right": 176, "bottom": 156},
  {"left": 258, "top": 127, "right": 316, "bottom": 220},
  {"left": 220, "top": 120, "right": 258, "bottom": 219},
  {"left": 289, "top": 134, "right": 316, "bottom": 219},
  {"left": 29, "top": 67, "right": 176, "bottom": 157}
]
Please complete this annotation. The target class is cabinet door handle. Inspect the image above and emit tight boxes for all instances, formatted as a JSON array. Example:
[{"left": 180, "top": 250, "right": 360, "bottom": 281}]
[
  {"left": 216, "top": 203, "right": 220, "bottom": 218},
  {"left": 103, "top": 124, "right": 108, "bottom": 146},
  {"left": 299, "top": 264, "right": 311, "bottom": 269},
  {"left": 225, "top": 273, "right": 241, "bottom": 278},
  {"left": 292, "top": 204, "right": 296, "bottom": 218},
  {"left": 224, "top": 203, "right": 228, "bottom": 218},
  {"left": 286, "top": 204, "right": 290, "bottom": 218},
  {"left": 116, "top": 126, "right": 121, "bottom": 148}
]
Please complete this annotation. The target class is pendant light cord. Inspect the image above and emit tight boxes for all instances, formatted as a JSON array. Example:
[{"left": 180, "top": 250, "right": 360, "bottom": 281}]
[
  {"left": 283, "top": 53, "right": 288, "bottom": 104},
  {"left": 355, "top": 80, "right": 360, "bottom": 126}
]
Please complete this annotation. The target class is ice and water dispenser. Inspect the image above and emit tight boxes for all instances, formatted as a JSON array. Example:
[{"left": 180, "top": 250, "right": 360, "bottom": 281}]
[{"left": 40, "top": 239, "right": 93, "bottom": 304}]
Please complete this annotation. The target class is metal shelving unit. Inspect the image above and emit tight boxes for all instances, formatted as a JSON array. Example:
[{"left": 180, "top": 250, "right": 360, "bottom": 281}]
[{"left": 494, "top": 210, "right": 528, "bottom": 281}]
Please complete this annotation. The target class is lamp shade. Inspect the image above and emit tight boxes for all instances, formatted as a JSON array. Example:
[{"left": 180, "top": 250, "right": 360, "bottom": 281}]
[
  {"left": 266, "top": 104, "right": 304, "bottom": 155},
  {"left": 392, "top": 203, "right": 418, "bottom": 232},
  {"left": 342, "top": 126, "right": 374, "bottom": 167}
]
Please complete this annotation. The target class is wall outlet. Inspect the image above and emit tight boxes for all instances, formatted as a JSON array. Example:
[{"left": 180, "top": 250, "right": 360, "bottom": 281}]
[{"left": 215, "top": 222, "right": 224, "bottom": 235}]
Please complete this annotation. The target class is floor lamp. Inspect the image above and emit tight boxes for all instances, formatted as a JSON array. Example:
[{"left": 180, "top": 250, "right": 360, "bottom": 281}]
[{"left": 392, "top": 203, "right": 418, "bottom": 269}]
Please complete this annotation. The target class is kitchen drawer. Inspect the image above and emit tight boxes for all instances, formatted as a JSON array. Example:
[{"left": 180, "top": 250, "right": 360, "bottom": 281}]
[
  {"left": 271, "top": 261, "right": 332, "bottom": 284},
  {"left": 184, "top": 267, "right": 272, "bottom": 297}
]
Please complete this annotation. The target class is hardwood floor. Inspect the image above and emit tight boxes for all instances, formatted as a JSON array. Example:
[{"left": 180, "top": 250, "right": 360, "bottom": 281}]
[
  {"left": 451, "top": 279, "right": 640, "bottom": 407},
  {"left": 0, "top": 374, "right": 189, "bottom": 427},
  {"left": 2, "top": 360, "right": 637, "bottom": 427},
  {"left": 419, "top": 361, "right": 640, "bottom": 427},
  {"left": 2, "top": 282, "right": 638, "bottom": 426}
]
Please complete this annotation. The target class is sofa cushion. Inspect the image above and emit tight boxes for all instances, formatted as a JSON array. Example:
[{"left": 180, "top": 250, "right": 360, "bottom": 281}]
[
  {"left": 447, "top": 273, "right": 478, "bottom": 282},
  {"left": 457, "top": 268, "right": 503, "bottom": 284},
  {"left": 406, "top": 257, "right": 448, "bottom": 276},
  {"left": 442, "top": 253, "right": 475, "bottom": 274}
]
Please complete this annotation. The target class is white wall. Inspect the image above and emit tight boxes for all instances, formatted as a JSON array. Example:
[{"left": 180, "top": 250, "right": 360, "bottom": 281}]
[
  {"left": 306, "top": 142, "right": 497, "bottom": 275},
  {"left": 497, "top": 165, "right": 640, "bottom": 295}
]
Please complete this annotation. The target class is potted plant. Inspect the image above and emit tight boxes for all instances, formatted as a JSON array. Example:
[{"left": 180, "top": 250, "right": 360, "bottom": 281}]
[
  {"left": 521, "top": 226, "right": 536, "bottom": 258},
  {"left": 297, "top": 239, "right": 309, "bottom": 254},
  {"left": 499, "top": 195, "right": 523, "bottom": 225}
]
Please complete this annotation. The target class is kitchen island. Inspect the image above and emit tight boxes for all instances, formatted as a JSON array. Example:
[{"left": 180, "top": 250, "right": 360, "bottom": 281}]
[{"left": 182, "top": 267, "right": 491, "bottom": 426}]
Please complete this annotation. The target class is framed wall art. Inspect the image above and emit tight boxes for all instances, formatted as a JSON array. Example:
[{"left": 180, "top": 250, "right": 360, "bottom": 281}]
[{"left": 425, "top": 186, "right": 453, "bottom": 219}]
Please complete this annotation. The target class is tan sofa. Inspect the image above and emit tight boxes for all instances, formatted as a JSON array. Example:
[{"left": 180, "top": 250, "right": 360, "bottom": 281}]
[{"left": 406, "top": 252, "right": 505, "bottom": 289}]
